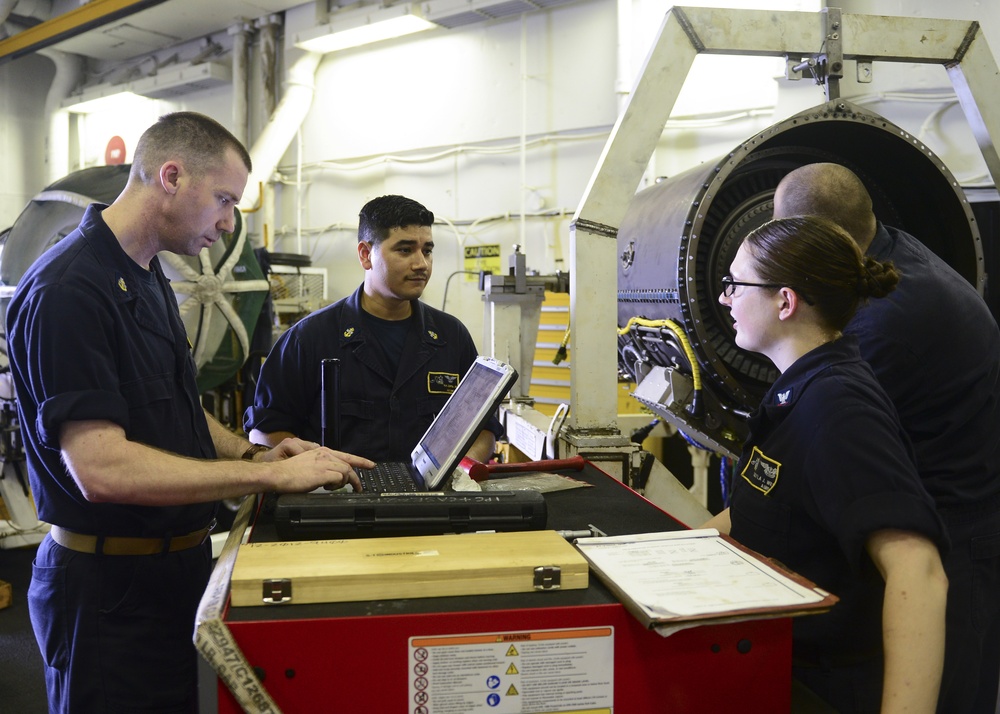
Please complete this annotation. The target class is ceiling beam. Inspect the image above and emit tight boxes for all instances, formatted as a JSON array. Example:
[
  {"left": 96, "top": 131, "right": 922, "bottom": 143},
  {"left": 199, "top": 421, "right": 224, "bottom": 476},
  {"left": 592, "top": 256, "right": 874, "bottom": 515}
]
[{"left": 0, "top": 0, "right": 169, "bottom": 65}]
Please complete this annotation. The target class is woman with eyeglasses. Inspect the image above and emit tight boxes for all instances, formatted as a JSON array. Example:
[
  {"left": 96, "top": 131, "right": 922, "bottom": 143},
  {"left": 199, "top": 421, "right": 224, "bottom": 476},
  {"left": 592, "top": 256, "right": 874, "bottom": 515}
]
[{"left": 706, "top": 215, "right": 948, "bottom": 714}]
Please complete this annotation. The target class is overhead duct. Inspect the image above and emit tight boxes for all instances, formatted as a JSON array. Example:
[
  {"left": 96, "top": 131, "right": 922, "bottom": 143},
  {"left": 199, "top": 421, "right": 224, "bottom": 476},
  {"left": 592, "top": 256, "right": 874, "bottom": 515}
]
[
  {"left": 616, "top": 100, "right": 982, "bottom": 458},
  {"left": 240, "top": 50, "right": 320, "bottom": 214},
  {"left": 36, "top": 46, "right": 83, "bottom": 184}
]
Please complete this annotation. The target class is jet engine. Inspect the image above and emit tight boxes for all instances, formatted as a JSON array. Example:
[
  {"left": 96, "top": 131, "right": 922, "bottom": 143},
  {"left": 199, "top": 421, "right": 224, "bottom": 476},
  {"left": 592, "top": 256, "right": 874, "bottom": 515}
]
[{"left": 616, "top": 100, "right": 983, "bottom": 458}]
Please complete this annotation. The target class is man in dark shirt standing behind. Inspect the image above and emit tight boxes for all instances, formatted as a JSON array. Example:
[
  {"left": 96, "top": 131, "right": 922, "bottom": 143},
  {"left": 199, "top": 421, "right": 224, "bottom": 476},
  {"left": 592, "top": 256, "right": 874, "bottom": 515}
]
[{"left": 773, "top": 162, "right": 1000, "bottom": 713}]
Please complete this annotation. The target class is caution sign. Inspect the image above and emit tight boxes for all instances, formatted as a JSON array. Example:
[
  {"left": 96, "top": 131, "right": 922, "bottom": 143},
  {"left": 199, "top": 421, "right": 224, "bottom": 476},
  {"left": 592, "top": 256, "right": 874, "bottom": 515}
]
[{"left": 464, "top": 244, "right": 501, "bottom": 280}]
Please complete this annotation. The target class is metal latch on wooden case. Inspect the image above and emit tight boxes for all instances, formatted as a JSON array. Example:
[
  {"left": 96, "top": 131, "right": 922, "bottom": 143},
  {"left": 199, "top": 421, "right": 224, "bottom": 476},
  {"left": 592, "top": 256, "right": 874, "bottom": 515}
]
[
  {"left": 533, "top": 566, "right": 562, "bottom": 590},
  {"left": 262, "top": 578, "right": 292, "bottom": 604}
]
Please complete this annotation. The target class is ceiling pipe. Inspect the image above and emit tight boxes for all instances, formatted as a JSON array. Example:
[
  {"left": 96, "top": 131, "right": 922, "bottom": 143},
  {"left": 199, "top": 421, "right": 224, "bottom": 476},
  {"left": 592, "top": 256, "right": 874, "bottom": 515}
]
[
  {"left": 228, "top": 20, "right": 253, "bottom": 147},
  {"left": 1, "top": 15, "right": 79, "bottom": 184},
  {"left": 253, "top": 13, "right": 283, "bottom": 251},
  {"left": 0, "top": 0, "right": 18, "bottom": 39},
  {"left": 35, "top": 45, "right": 83, "bottom": 185},
  {"left": 239, "top": 50, "right": 322, "bottom": 220},
  {"left": 257, "top": 14, "right": 281, "bottom": 117}
]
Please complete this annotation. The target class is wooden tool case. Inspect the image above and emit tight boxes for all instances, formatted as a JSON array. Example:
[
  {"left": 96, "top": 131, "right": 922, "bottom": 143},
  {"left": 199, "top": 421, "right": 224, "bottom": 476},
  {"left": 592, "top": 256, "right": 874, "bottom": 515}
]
[{"left": 230, "top": 529, "right": 588, "bottom": 607}]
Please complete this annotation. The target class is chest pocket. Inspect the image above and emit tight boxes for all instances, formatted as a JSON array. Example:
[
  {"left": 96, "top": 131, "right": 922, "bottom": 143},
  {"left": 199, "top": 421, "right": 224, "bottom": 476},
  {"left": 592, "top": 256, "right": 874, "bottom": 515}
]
[
  {"left": 417, "top": 395, "right": 450, "bottom": 418},
  {"left": 335, "top": 399, "right": 377, "bottom": 451},
  {"left": 121, "top": 373, "right": 173, "bottom": 408},
  {"left": 120, "top": 374, "right": 176, "bottom": 446},
  {"left": 340, "top": 399, "right": 375, "bottom": 421},
  {"left": 732, "top": 483, "right": 792, "bottom": 558}
]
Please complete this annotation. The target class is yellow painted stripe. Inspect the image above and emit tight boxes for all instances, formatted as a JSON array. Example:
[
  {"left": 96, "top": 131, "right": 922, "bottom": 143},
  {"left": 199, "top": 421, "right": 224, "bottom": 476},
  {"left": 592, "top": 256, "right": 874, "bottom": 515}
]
[
  {"left": 0, "top": 0, "right": 167, "bottom": 62},
  {"left": 531, "top": 384, "right": 572, "bottom": 399},
  {"left": 532, "top": 365, "right": 571, "bottom": 381},
  {"left": 540, "top": 312, "right": 569, "bottom": 326}
]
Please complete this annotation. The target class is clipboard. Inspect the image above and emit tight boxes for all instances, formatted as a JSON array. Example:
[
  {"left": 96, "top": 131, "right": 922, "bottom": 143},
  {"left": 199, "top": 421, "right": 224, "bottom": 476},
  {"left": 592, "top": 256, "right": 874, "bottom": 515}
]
[{"left": 574, "top": 529, "right": 838, "bottom": 635}]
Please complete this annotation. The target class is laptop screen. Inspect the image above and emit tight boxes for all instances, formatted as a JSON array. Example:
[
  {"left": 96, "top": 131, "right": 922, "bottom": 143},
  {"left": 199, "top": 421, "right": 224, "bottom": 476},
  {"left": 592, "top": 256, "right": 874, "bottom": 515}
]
[{"left": 419, "top": 359, "right": 511, "bottom": 469}]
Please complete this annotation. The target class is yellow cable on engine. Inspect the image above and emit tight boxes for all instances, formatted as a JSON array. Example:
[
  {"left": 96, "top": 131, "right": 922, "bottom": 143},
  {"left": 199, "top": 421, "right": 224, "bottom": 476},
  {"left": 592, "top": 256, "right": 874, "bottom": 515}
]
[{"left": 617, "top": 317, "right": 703, "bottom": 391}]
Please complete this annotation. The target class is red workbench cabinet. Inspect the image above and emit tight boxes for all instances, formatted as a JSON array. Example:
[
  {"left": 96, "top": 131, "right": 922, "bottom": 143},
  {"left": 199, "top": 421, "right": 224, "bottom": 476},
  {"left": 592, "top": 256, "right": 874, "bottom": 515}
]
[
  {"left": 203, "top": 463, "right": 794, "bottom": 713},
  {"left": 218, "top": 604, "right": 792, "bottom": 713}
]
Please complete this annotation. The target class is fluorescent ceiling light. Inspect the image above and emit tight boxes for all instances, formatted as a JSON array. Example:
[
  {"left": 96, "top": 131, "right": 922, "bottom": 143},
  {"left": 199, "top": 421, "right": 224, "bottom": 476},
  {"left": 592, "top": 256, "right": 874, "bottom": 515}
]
[
  {"left": 295, "top": 3, "right": 438, "bottom": 54},
  {"left": 129, "top": 61, "right": 232, "bottom": 99},
  {"left": 61, "top": 61, "right": 232, "bottom": 113},
  {"left": 62, "top": 90, "right": 148, "bottom": 114}
]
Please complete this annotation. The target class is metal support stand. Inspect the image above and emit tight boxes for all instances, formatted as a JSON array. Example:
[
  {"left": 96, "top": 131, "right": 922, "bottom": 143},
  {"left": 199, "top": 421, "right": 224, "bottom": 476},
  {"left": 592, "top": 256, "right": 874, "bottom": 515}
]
[
  {"left": 566, "top": 6, "right": 1000, "bottom": 520},
  {"left": 482, "top": 245, "right": 568, "bottom": 404},
  {"left": 0, "top": 374, "right": 47, "bottom": 549},
  {"left": 484, "top": 247, "right": 712, "bottom": 524}
]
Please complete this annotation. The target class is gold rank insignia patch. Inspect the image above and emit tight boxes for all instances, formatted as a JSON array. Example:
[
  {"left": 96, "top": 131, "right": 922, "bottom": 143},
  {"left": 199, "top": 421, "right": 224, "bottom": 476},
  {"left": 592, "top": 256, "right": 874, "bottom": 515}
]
[
  {"left": 740, "top": 446, "right": 781, "bottom": 494},
  {"left": 118, "top": 277, "right": 127, "bottom": 292},
  {"left": 343, "top": 327, "right": 355, "bottom": 338},
  {"left": 427, "top": 372, "right": 459, "bottom": 394},
  {"left": 427, "top": 330, "right": 438, "bottom": 340}
]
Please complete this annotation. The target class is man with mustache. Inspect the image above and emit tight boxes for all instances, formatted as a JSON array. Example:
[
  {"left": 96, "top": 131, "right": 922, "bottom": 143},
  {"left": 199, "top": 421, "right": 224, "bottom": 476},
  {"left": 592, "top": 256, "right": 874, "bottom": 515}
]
[{"left": 247, "top": 194, "right": 499, "bottom": 466}]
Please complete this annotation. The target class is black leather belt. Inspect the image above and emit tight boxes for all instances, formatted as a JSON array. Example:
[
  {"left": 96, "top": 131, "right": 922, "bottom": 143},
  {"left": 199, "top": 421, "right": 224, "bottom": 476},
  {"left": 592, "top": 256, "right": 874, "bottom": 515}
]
[{"left": 50, "top": 521, "right": 215, "bottom": 556}]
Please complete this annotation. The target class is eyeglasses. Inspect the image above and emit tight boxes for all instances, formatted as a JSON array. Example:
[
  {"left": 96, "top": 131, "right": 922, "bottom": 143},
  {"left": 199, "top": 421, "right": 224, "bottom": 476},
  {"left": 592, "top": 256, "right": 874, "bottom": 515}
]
[{"left": 720, "top": 275, "right": 782, "bottom": 298}]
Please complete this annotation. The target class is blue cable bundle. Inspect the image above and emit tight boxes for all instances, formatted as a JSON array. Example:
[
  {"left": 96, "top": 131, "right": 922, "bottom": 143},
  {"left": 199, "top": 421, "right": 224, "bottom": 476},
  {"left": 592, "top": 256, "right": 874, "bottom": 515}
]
[{"left": 719, "top": 457, "right": 732, "bottom": 509}]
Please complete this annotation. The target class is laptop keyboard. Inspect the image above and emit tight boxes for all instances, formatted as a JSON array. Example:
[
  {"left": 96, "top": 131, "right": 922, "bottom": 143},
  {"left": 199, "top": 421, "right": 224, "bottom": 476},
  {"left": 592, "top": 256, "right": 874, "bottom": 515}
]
[{"left": 357, "top": 462, "right": 419, "bottom": 493}]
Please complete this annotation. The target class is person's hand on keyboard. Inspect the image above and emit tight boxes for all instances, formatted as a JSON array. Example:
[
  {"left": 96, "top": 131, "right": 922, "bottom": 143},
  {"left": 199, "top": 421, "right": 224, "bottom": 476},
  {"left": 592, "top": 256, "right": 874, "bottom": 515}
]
[{"left": 262, "top": 441, "right": 372, "bottom": 493}]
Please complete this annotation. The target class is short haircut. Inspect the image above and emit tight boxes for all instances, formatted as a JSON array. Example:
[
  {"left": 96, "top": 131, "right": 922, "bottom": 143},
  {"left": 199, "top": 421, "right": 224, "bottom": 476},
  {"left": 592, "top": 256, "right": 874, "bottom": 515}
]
[
  {"left": 744, "top": 215, "right": 899, "bottom": 332},
  {"left": 131, "top": 112, "right": 252, "bottom": 184},
  {"left": 358, "top": 195, "right": 434, "bottom": 247},
  {"left": 773, "top": 163, "right": 876, "bottom": 248}
]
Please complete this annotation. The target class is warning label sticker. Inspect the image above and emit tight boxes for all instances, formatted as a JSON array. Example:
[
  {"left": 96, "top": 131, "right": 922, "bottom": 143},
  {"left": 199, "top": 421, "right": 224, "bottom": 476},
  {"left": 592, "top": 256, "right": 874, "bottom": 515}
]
[
  {"left": 463, "top": 244, "right": 501, "bottom": 280},
  {"left": 407, "top": 627, "right": 614, "bottom": 713}
]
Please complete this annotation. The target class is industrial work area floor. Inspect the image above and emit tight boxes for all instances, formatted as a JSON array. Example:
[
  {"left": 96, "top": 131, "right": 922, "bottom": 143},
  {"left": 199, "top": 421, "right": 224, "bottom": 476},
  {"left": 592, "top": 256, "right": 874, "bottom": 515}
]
[{"left": 0, "top": 544, "right": 46, "bottom": 713}]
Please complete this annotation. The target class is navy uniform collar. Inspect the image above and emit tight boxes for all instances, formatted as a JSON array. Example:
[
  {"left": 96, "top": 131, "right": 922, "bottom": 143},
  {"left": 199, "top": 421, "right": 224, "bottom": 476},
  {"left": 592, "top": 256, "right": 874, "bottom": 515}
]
[
  {"left": 76, "top": 203, "right": 186, "bottom": 355},
  {"left": 866, "top": 221, "right": 893, "bottom": 260},
  {"left": 762, "top": 336, "right": 862, "bottom": 410},
  {"left": 78, "top": 203, "right": 169, "bottom": 312},
  {"left": 78, "top": 204, "right": 160, "bottom": 292},
  {"left": 338, "top": 283, "right": 447, "bottom": 348}
]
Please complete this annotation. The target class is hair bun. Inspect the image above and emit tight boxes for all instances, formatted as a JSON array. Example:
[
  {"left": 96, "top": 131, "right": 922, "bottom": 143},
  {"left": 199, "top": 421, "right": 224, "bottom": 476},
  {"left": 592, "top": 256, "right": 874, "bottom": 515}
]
[{"left": 858, "top": 257, "right": 899, "bottom": 299}]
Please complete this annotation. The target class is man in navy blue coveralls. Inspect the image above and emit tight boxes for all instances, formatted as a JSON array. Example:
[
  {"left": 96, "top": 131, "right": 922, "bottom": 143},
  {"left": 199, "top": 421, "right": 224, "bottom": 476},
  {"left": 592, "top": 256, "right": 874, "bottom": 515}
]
[
  {"left": 6, "top": 112, "right": 372, "bottom": 713},
  {"left": 774, "top": 163, "right": 1000, "bottom": 713},
  {"left": 245, "top": 194, "right": 500, "bottom": 464}
]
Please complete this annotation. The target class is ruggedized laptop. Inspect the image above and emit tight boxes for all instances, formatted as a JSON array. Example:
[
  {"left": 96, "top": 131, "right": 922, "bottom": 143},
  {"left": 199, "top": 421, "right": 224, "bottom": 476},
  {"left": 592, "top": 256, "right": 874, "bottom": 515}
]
[
  {"left": 271, "top": 357, "right": 538, "bottom": 540},
  {"left": 354, "top": 355, "right": 517, "bottom": 493}
]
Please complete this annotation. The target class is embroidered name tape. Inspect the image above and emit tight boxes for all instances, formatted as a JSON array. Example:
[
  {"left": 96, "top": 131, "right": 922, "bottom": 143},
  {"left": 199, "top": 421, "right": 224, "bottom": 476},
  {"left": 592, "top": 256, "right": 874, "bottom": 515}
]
[{"left": 427, "top": 372, "right": 459, "bottom": 394}]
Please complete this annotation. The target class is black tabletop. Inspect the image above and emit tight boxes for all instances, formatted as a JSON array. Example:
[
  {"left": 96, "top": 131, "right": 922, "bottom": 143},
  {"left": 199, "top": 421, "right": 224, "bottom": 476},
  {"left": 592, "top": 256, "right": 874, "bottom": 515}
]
[{"left": 226, "top": 463, "right": 686, "bottom": 622}]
